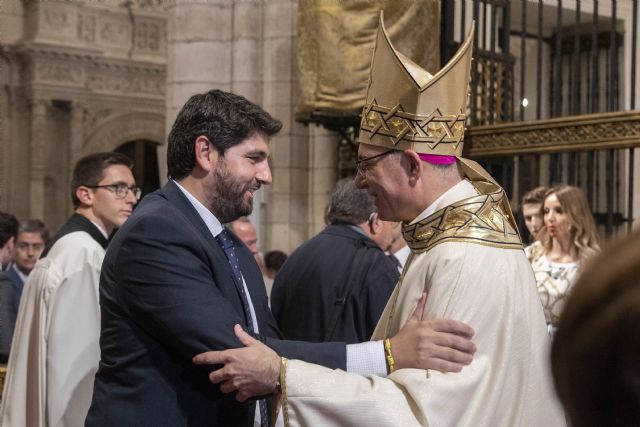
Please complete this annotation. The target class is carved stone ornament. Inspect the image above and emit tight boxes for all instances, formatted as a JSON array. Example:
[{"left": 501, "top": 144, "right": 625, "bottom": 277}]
[
  {"left": 95, "top": 0, "right": 165, "bottom": 10},
  {"left": 86, "top": 72, "right": 165, "bottom": 96},
  {"left": 78, "top": 13, "right": 97, "bottom": 43},
  {"left": 83, "top": 106, "right": 114, "bottom": 135},
  {"left": 22, "top": 43, "right": 166, "bottom": 98},
  {"left": 34, "top": 61, "right": 85, "bottom": 86}
]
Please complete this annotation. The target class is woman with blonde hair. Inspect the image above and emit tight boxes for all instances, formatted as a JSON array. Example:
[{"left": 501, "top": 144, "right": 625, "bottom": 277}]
[{"left": 525, "top": 185, "right": 600, "bottom": 334}]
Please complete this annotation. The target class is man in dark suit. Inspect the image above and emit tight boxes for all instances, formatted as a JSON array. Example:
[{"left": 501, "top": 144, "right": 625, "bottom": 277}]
[
  {"left": 87, "top": 90, "right": 476, "bottom": 427},
  {"left": 0, "top": 211, "right": 19, "bottom": 363},
  {"left": 272, "top": 178, "right": 399, "bottom": 344},
  {"left": 5, "top": 220, "right": 48, "bottom": 320}
]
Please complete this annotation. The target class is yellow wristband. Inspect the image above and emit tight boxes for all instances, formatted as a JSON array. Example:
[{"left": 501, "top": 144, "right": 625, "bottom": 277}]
[{"left": 384, "top": 338, "right": 396, "bottom": 373}]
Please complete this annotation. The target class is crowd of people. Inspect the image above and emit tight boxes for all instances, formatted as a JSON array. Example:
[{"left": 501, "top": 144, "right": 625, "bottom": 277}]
[{"left": 0, "top": 12, "right": 637, "bottom": 427}]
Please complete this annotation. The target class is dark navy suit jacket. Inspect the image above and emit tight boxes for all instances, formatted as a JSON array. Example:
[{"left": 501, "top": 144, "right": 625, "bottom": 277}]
[
  {"left": 0, "top": 271, "right": 15, "bottom": 363},
  {"left": 5, "top": 266, "right": 24, "bottom": 313},
  {"left": 86, "top": 180, "right": 345, "bottom": 427}
]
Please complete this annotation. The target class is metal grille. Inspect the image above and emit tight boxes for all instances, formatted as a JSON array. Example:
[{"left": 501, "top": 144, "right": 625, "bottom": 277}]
[{"left": 444, "top": 0, "right": 639, "bottom": 237}]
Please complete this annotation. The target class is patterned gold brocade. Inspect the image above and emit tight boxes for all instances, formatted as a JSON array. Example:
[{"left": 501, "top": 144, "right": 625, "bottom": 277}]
[
  {"left": 357, "top": 13, "right": 473, "bottom": 157},
  {"left": 296, "top": 0, "right": 440, "bottom": 118},
  {"left": 0, "top": 365, "right": 5, "bottom": 400},
  {"left": 360, "top": 102, "right": 466, "bottom": 149},
  {"left": 402, "top": 183, "right": 523, "bottom": 254}
]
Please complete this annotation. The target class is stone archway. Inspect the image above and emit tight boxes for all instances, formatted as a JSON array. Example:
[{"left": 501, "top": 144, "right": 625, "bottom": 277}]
[
  {"left": 83, "top": 111, "right": 165, "bottom": 155},
  {"left": 82, "top": 111, "right": 165, "bottom": 196}
]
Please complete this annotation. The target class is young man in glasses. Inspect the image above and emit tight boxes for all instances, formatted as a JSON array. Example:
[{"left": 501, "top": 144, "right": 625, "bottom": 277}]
[{"left": 0, "top": 152, "right": 139, "bottom": 427}]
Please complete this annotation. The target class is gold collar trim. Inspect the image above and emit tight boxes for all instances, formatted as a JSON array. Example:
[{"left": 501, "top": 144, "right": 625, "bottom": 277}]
[{"left": 403, "top": 186, "right": 522, "bottom": 253}]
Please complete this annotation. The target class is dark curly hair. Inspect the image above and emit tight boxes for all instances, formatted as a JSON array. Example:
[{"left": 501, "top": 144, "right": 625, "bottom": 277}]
[
  {"left": 0, "top": 211, "right": 19, "bottom": 248},
  {"left": 167, "top": 90, "right": 282, "bottom": 180}
]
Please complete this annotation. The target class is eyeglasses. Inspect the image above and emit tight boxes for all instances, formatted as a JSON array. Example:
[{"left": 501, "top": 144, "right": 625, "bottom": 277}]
[
  {"left": 355, "top": 149, "right": 397, "bottom": 174},
  {"left": 87, "top": 183, "right": 142, "bottom": 200},
  {"left": 16, "top": 242, "right": 45, "bottom": 251}
]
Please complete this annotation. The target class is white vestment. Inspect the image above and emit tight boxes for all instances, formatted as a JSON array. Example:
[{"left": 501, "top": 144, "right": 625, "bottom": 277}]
[
  {"left": 281, "top": 180, "right": 566, "bottom": 427},
  {"left": 0, "top": 231, "right": 104, "bottom": 427}
]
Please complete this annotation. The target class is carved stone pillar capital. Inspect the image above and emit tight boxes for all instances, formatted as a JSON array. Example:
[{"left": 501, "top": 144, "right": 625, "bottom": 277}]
[{"left": 28, "top": 97, "right": 51, "bottom": 115}]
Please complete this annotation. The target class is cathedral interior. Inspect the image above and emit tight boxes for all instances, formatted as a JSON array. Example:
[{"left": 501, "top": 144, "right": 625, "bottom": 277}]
[{"left": 1, "top": 0, "right": 639, "bottom": 252}]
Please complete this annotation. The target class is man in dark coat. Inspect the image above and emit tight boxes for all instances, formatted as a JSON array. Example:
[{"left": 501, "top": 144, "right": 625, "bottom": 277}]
[
  {"left": 271, "top": 178, "right": 399, "bottom": 343},
  {"left": 0, "top": 211, "right": 18, "bottom": 363}
]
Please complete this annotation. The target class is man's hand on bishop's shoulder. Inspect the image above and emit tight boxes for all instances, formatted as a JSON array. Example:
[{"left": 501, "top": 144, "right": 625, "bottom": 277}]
[
  {"left": 390, "top": 293, "right": 477, "bottom": 373},
  {"left": 192, "top": 324, "right": 279, "bottom": 402}
]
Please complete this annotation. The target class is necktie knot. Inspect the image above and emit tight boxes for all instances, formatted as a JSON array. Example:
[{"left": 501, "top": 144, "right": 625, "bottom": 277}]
[{"left": 215, "top": 229, "right": 234, "bottom": 250}]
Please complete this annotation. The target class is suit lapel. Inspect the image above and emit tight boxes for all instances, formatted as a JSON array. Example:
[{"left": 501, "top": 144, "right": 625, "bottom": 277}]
[
  {"left": 161, "top": 181, "right": 254, "bottom": 324},
  {"left": 161, "top": 181, "right": 221, "bottom": 252}
]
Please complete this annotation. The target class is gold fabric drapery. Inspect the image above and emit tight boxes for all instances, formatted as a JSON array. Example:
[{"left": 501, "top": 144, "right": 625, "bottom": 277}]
[{"left": 296, "top": 0, "right": 440, "bottom": 120}]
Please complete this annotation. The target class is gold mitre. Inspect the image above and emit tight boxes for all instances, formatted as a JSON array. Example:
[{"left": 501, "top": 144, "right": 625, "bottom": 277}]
[{"left": 359, "top": 12, "right": 474, "bottom": 157}]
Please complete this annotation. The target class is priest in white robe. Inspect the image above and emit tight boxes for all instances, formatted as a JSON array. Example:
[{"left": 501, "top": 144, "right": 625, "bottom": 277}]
[{"left": 0, "top": 153, "right": 138, "bottom": 427}]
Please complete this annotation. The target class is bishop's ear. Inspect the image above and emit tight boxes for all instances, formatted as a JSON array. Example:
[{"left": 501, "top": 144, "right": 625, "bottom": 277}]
[{"left": 403, "top": 149, "right": 423, "bottom": 181}]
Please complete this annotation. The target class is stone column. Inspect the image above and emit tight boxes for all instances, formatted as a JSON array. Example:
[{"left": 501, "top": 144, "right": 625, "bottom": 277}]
[
  {"left": 165, "top": 0, "right": 233, "bottom": 134},
  {"left": 232, "top": 0, "right": 265, "bottom": 237},
  {"left": 28, "top": 98, "right": 49, "bottom": 221},
  {"left": 307, "top": 126, "right": 338, "bottom": 237},
  {"left": 231, "top": 0, "right": 263, "bottom": 102},
  {"left": 69, "top": 102, "right": 84, "bottom": 164},
  {"left": 68, "top": 101, "right": 85, "bottom": 218},
  {"left": 261, "top": 0, "right": 307, "bottom": 253}
]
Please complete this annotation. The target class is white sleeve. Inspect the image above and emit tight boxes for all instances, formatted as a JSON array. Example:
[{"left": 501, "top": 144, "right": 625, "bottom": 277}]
[{"left": 345, "top": 340, "right": 386, "bottom": 375}]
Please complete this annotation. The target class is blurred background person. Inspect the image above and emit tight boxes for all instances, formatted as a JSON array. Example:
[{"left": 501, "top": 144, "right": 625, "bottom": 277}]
[
  {"left": 263, "top": 249, "right": 287, "bottom": 298},
  {"left": 6, "top": 219, "right": 49, "bottom": 314},
  {"left": 228, "top": 216, "right": 268, "bottom": 283},
  {"left": 385, "top": 221, "right": 409, "bottom": 272},
  {"left": 0, "top": 211, "right": 19, "bottom": 362},
  {"left": 2, "top": 219, "right": 49, "bottom": 360},
  {"left": 0, "top": 212, "right": 18, "bottom": 272},
  {"left": 228, "top": 216, "right": 260, "bottom": 261},
  {"left": 520, "top": 186, "right": 547, "bottom": 245},
  {"left": 551, "top": 228, "right": 640, "bottom": 427},
  {"left": 525, "top": 185, "right": 599, "bottom": 334},
  {"left": 264, "top": 250, "right": 287, "bottom": 280},
  {"left": 271, "top": 178, "right": 398, "bottom": 343}
]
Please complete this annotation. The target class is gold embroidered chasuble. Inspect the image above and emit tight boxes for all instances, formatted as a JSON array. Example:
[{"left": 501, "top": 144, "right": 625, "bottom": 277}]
[{"left": 279, "top": 179, "right": 566, "bottom": 427}]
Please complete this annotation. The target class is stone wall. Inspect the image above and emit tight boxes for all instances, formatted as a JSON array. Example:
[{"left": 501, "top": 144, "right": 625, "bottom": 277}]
[
  {"left": 165, "top": 0, "right": 338, "bottom": 253},
  {"left": 0, "top": 0, "right": 166, "bottom": 231},
  {"left": 1, "top": 0, "right": 338, "bottom": 251}
]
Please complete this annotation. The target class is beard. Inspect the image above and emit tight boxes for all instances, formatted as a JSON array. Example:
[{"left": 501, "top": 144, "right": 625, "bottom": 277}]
[{"left": 208, "top": 159, "right": 259, "bottom": 223}]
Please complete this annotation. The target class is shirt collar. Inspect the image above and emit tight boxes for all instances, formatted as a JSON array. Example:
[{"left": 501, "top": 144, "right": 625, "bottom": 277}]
[
  {"left": 88, "top": 219, "right": 109, "bottom": 239},
  {"left": 173, "top": 179, "right": 224, "bottom": 237}
]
